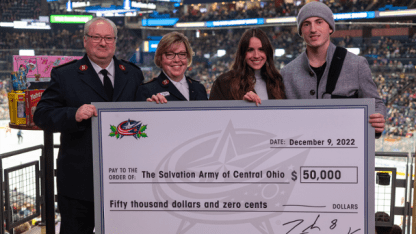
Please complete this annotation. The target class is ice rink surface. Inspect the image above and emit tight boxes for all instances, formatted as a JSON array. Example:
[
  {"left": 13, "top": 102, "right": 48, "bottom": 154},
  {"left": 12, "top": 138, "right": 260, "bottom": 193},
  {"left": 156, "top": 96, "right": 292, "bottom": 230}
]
[{"left": 0, "top": 120, "right": 61, "bottom": 169}]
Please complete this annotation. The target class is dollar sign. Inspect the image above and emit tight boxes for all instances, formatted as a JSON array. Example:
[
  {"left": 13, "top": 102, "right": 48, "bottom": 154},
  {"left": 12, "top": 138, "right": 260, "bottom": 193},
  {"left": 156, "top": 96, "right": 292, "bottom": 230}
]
[{"left": 291, "top": 171, "right": 297, "bottom": 181}]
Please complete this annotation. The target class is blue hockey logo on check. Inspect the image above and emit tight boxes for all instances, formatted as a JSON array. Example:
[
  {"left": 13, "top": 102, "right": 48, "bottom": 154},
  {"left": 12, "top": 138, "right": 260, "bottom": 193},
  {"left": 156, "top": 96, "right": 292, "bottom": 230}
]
[{"left": 109, "top": 119, "right": 148, "bottom": 139}]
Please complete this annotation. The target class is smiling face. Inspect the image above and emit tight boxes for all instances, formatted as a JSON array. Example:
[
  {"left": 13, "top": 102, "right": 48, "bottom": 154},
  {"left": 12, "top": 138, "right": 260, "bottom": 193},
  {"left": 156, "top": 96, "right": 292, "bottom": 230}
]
[
  {"left": 84, "top": 20, "right": 116, "bottom": 67},
  {"left": 245, "top": 37, "right": 266, "bottom": 70},
  {"left": 161, "top": 42, "right": 188, "bottom": 82},
  {"left": 301, "top": 17, "right": 333, "bottom": 50}
]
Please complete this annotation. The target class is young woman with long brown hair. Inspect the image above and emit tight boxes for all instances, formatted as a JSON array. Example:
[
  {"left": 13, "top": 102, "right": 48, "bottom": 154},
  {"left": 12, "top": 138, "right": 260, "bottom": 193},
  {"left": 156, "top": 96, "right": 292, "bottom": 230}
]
[{"left": 209, "top": 28, "right": 285, "bottom": 103}]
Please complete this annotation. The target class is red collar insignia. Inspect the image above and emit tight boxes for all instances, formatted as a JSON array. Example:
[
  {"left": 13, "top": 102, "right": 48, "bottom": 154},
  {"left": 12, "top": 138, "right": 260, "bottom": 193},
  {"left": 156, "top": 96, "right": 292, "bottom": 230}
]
[
  {"left": 119, "top": 64, "right": 126, "bottom": 71},
  {"left": 162, "top": 79, "right": 169, "bottom": 85},
  {"left": 79, "top": 65, "right": 88, "bottom": 71}
]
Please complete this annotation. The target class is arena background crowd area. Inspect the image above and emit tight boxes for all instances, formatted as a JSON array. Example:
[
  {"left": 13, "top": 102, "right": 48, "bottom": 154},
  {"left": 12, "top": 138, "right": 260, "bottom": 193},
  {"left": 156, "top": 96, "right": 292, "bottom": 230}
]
[{"left": 1, "top": 0, "right": 416, "bottom": 151}]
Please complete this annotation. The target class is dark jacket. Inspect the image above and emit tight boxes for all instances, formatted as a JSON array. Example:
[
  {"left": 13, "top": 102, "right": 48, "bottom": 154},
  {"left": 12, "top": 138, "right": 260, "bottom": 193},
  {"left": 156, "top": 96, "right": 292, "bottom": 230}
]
[
  {"left": 138, "top": 72, "right": 208, "bottom": 101},
  {"left": 209, "top": 71, "right": 280, "bottom": 100},
  {"left": 33, "top": 54, "right": 144, "bottom": 201}
]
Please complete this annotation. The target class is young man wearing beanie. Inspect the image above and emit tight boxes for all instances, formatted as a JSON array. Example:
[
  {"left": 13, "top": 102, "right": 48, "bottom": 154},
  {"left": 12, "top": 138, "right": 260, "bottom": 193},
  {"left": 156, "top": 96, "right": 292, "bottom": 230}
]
[{"left": 280, "top": 1, "right": 386, "bottom": 136}]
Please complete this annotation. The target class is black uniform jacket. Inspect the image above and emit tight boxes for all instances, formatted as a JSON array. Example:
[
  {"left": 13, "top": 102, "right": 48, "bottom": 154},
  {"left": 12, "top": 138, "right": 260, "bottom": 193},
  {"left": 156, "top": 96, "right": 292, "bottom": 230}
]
[
  {"left": 33, "top": 54, "right": 144, "bottom": 201},
  {"left": 138, "top": 72, "right": 208, "bottom": 101}
]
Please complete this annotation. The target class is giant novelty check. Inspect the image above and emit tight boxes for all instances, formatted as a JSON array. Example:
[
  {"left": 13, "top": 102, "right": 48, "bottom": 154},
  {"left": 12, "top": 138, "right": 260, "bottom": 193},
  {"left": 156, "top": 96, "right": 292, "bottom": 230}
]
[{"left": 92, "top": 99, "right": 375, "bottom": 234}]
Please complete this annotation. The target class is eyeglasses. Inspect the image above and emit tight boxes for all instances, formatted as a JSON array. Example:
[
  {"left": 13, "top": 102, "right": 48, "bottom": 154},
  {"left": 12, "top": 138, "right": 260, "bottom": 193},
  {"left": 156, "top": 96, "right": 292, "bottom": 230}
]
[
  {"left": 86, "top": 34, "right": 117, "bottom": 43},
  {"left": 165, "top": 52, "right": 187, "bottom": 60}
]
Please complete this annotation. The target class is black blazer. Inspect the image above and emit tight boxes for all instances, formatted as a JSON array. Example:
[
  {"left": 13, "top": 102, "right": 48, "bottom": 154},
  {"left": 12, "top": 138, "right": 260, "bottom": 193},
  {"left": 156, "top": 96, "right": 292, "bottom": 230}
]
[
  {"left": 138, "top": 72, "right": 208, "bottom": 101},
  {"left": 33, "top": 54, "right": 144, "bottom": 201}
]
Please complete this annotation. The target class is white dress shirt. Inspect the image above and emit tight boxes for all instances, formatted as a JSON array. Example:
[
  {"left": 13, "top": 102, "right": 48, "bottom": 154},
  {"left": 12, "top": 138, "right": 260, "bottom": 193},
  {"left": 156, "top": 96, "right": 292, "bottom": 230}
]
[
  {"left": 163, "top": 71, "right": 189, "bottom": 100},
  {"left": 88, "top": 57, "right": 115, "bottom": 87}
]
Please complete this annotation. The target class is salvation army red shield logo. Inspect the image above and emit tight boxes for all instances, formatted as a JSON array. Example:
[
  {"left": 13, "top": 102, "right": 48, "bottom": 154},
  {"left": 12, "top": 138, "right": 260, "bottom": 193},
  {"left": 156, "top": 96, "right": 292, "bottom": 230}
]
[
  {"left": 109, "top": 119, "right": 148, "bottom": 139},
  {"left": 79, "top": 65, "right": 88, "bottom": 71},
  {"left": 162, "top": 79, "right": 169, "bottom": 85}
]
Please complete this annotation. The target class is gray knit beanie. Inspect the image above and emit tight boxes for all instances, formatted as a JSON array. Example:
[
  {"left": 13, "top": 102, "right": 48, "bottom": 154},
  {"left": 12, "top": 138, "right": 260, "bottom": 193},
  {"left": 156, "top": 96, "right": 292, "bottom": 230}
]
[{"left": 297, "top": 1, "right": 335, "bottom": 36}]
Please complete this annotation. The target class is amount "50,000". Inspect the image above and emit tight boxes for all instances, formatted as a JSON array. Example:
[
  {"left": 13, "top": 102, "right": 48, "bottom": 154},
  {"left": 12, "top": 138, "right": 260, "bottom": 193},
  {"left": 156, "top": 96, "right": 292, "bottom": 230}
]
[{"left": 303, "top": 170, "right": 341, "bottom": 181}]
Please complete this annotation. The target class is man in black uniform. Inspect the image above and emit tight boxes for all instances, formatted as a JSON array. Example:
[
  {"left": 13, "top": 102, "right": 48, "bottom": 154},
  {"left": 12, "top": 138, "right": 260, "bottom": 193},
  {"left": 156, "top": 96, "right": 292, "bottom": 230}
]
[
  {"left": 33, "top": 17, "right": 144, "bottom": 234},
  {"left": 139, "top": 32, "right": 207, "bottom": 102}
]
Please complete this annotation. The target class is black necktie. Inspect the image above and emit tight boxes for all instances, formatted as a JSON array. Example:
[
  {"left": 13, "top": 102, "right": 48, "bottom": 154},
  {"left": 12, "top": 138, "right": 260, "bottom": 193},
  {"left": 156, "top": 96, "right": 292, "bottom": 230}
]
[{"left": 101, "top": 69, "right": 113, "bottom": 101}]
